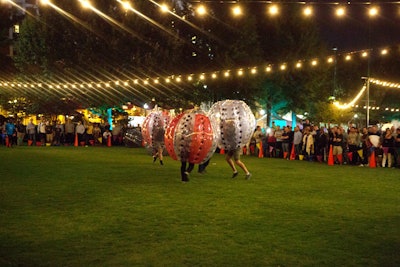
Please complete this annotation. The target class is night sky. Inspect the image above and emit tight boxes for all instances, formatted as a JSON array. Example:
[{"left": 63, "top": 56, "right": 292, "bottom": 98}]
[{"left": 316, "top": 4, "right": 400, "bottom": 51}]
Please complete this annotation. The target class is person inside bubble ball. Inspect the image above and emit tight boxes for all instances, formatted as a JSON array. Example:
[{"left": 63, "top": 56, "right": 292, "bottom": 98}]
[
  {"left": 222, "top": 120, "right": 251, "bottom": 179},
  {"left": 152, "top": 129, "right": 165, "bottom": 166},
  {"left": 226, "top": 147, "right": 251, "bottom": 180}
]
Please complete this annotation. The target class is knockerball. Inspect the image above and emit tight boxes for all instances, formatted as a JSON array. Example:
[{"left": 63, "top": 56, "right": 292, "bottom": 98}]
[
  {"left": 209, "top": 100, "right": 256, "bottom": 150},
  {"left": 123, "top": 127, "right": 143, "bottom": 148},
  {"left": 164, "top": 109, "right": 217, "bottom": 164},
  {"left": 141, "top": 110, "right": 170, "bottom": 147}
]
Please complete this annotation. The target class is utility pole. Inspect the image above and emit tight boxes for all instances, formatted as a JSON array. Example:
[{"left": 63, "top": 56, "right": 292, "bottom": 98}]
[
  {"left": 332, "top": 47, "right": 338, "bottom": 98},
  {"left": 361, "top": 77, "right": 374, "bottom": 127}
]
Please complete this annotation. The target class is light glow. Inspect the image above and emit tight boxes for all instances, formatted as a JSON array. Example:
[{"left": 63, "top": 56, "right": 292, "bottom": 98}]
[
  {"left": 232, "top": 5, "right": 242, "bottom": 16},
  {"left": 303, "top": 6, "right": 313, "bottom": 17},
  {"left": 268, "top": 4, "right": 279, "bottom": 16},
  {"left": 160, "top": 3, "right": 169, "bottom": 13},
  {"left": 333, "top": 85, "right": 366, "bottom": 109},
  {"left": 368, "top": 6, "right": 379, "bottom": 17},
  {"left": 197, "top": 5, "right": 207, "bottom": 16},
  {"left": 335, "top": 7, "right": 345, "bottom": 17}
]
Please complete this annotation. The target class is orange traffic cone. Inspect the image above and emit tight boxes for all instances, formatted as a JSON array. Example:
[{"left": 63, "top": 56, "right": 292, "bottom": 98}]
[
  {"left": 107, "top": 136, "right": 112, "bottom": 147},
  {"left": 5, "top": 135, "right": 10, "bottom": 147},
  {"left": 27, "top": 140, "right": 33, "bottom": 146},
  {"left": 258, "top": 142, "right": 263, "bottom": 158},
  {"left": 74, "top": 134, "right": 78, "bottom": 147},
  {"left": 283, "top": 151, "right": 288, "bottom": 159},
  {"left": 220, "top": 148, "right": 225, "bottom": 155},
  {"left": 328, "top": 145, "right": 334, "bottom": 166},
  {"left": 369, "top": 150, "right": 376, "bottom": 168},
  {"left": 290, "top": 144, "right": 296, "bottom": 160}
]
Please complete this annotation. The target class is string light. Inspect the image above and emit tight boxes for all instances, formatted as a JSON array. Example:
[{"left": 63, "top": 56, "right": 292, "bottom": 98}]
[
  {"left": 303, "top": 6, "right": 313, "bottom": 17},
  {"left": 352, "top": 105, "right": 400, "bottom": 112},
  {"left": 333, "top": 86, "right": 366, "bottom": 110},
  {"left": 334, "top": 78, "right": 400, "bottom": 110},
  {"left": 232, "top": 5, "right": 242, "bottom": 17},
  {"left": 369, "top": 78, "right": 400, "bottom": 89},
  {"left": 1, "top": 45, "right": 399, "bottom": 92},
  {"left": 268, "top": 4, "right": 279, "bottom": 16},
  {"left": 196, "top": 4, "right": 207, "bottom": 16},
  {"left": 335, "top": 7, "right": 346, "bottom": 17}
]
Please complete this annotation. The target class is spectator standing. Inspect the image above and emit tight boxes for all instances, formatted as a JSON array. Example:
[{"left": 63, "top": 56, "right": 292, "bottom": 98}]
[
  {"left": 360, "top": 127, "right": 369, "bottom": 166},
  {"left": 85, "top": 122, "right": 94, "bottom": 145},
  {"left": 5, "top": 119, "right": 16, "bottom": 147},
  {"left": 45, "top": 121, "right": 54, "bottom": 145},
  {"left": 15, "top": 120, "right": 26, "bottom": 146},
  {"left": 347, "top": 127, "right": 360, "bottom": 165},
  {"left": 274, "top": 126, "right": 283, "bottom": 158},
  {"left": 381, "top": 128, "right": 395, "bottom": 168},
  {"left": 38, "top": 119, "right": 46, "bottom": 145},
  {"left": 368, "top": 126, "right": 381, "bottom": 167},
  {"left": 315, "top": 127, "right": 328, "bottom": 163},
  {"left": 75, "top": 121, "right": 86, "bottom": 145},
  {"left": 302, "top": 119, "right": 311, "bottom": 130},
  {"left": 64, "top": 118, "right": 75, "bottom": 145},
  {"left": 112, "top": 122, "right": 123, "bottom": 145},
  {"left": 252, "top": 126, "right": 264, "bottom": 157},
  {"left": 331, "top": 126, "right": 343, "bottom": 164},
  {"left": 93, "top": 123, "right": 102, "bottom": 145},
  {"left": 292, "top": 126, "right": 303, "bottom": 159},
  {"left": 281, "top": 126, "right": 290, "bottom": 159},
  {"left": 26, "top": 119, "right": 36, "bottom": 145},
  {"left": 54, "top": 121, "right": 64, "bottom": 146},
  {"left": 302, "top": 127, "right": 314, "bottom": 161},
  {"left": 102, "top": 128, "right": 112, "bottom": 145}
]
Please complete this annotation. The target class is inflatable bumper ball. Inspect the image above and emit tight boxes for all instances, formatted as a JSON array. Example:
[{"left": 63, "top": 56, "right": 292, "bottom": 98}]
[
  {"left": 123, "top": 128, "right": 143, "bottom": 148},
  {"left": 141, "top": 110, "right": 170, "bottom": 151},
  {"left": 208, "top": 100, "right": 256, "bottom": 151},
  {"left": 164, "top": 109, "right": 217, "bottom": 164}
]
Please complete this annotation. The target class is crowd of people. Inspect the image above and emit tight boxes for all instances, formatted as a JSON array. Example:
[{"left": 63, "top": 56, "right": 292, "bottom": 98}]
[
  {"left": 2, "top": 116, "right": 400, "bottom": 169},
  {"left": 0, "top": 118, "right": 127, "bottom": 147},
  {"left": 249, "top": 120, "right": 400, "bottom": 168}
]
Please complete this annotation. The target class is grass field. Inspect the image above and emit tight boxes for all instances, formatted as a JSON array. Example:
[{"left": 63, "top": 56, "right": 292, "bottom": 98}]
[{"left": 0, "top": 146, "right": 399, "bottom": 267}]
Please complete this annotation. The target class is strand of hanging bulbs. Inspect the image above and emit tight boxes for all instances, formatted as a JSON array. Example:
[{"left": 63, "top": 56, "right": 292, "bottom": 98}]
[
  {"left": 183, "top": 2, "right": 398, "bottom": 18},
  {"left": 352, "top": 105, "right": 400, "bottom": 112},
  {"left": 0, "top": 45, "right": 398, "bottom": 89},
  {"left": 333, "top": 77, "right": 400, "bottom": 110},
  {"left": 0, "top": 45, "right": 399, "bottom": 90}
]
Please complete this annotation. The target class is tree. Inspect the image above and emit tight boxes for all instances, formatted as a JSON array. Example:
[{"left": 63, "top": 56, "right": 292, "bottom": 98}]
[{"left": 254, "top": 5, "right": 332, "bottom": 122}]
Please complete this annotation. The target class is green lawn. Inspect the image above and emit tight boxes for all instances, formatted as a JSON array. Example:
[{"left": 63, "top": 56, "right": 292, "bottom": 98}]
[{"left": 0, "top": 146, "right": 399, "bottom": 266}]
